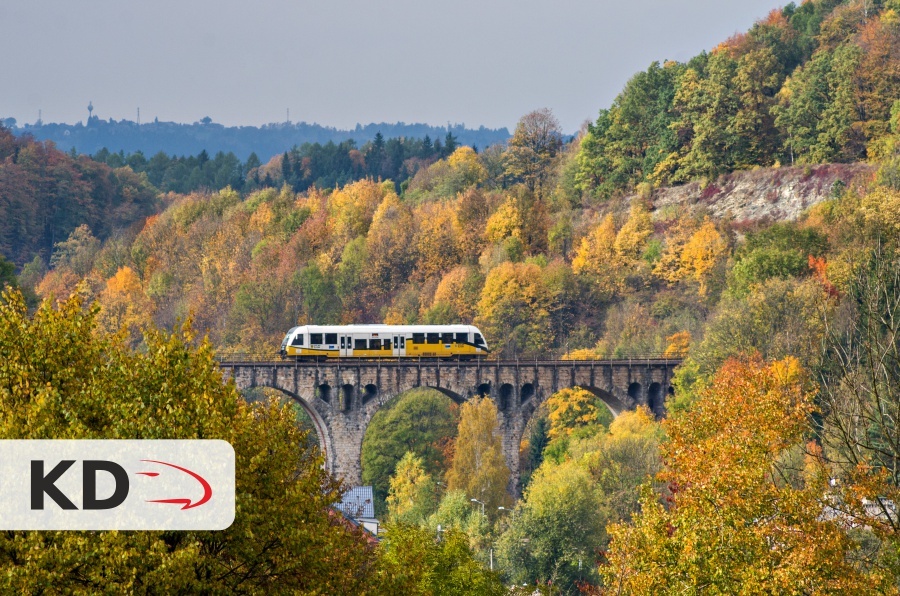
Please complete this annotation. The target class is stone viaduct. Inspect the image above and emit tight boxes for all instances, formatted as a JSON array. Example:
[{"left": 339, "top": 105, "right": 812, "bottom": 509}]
[{"left": 219, "top": 358, "right": 680, "bottom": 492}]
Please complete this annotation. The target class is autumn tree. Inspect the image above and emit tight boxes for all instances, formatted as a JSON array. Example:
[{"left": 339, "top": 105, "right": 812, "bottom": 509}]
[
  {"left": 475, "top": 261, "right": 556, "bottom": 356},
  {"left": 429, "top": 266, "right": 483, "bottom": 322},
  {"left": 446, "top": 397, "right": 512, "bottom": 514},
  {"left": 504, "top": 108, "right": 564, "bottom": 195},
  {"left": 386, "top": 451, "right": 437, "bottom": 525},
  {"left": 365, "top": 192, "right": 416, "bottom": 299},
  {"left": 544, "top": 387, "right": 611, "bottom": 442},
  {"left": 603, "top": 356, "right": 883, "bottom": 592},
  {"left": 0, "top": 288, "right": 382, "bottom": 593},
  {"left": 96, "top": 265, "right": 152, "bottom": 342},
  {"left": 572, "top": 214, "right": 625, "bottom": 298}
]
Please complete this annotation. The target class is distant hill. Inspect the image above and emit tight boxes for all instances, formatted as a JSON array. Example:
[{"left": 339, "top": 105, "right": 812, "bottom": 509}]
[{"left": 4, "top": 118, "right": 510, "bottom": 161}]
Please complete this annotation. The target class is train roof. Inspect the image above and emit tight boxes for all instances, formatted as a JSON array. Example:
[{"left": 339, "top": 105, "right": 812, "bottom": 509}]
[{"left": 288, "top": 324, "right": 482, "bottom": 334}]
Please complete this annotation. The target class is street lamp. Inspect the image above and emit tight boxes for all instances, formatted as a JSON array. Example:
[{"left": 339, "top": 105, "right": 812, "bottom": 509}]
[{"left": 470, "top": 498, "right": 485, "bottom": 517}]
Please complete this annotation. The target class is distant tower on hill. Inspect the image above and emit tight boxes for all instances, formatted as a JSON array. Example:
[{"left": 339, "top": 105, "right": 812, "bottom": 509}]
[{"left": 87, "top": 101, "right": 93, "bottom": 121}]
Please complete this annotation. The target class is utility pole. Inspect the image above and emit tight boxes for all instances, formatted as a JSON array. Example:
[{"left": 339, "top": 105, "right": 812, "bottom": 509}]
[{"left": 137, "top": 107, "right": 140, "bottom": 126}]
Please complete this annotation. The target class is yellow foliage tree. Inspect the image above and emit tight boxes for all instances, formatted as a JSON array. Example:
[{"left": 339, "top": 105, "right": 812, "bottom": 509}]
[
  {"left": 327, "top": 179, "right": 389, "bottom": 242},
  {"left": 614, "top": 201, "right": 654, "bottom": 263},
  {"left": 475, "top": 262, "right": 554, "bottom": 355},
  {"left": 652, "top": 214, "right": 699, "bottom": 284},
  {"left": 415, "top": 202, "right": 464, "bottom": 280},
  {"left": 545, "top": 387, "right": 605, "bottom": 440},
  {"left": 572, "top": 214, "right": 625, "bottom": 297},
  {"left": 446, "top": 146, "right": 488, "bottom": 189},
  {"left": 386, "top": 451, "right": 436, "bottom": 525},
  {"left": 484, "top": 197, "right": 522, "bottom": 244},
  {"left": 97, "top": 266, "right": 152, "bottom": 341},
  {"left": 679, "top": 218, "right": 728, "bottom": 295},
  {"left": 446, "top": 397, "right": 512, "bottom": 513},
  {"left": 365, "top": 193, "right": 416, "bottom": 297},
  {"left": 432, "top": 266, "right": 481, "bottom": 321},
  {"left": 663, "top": 330, "right": 691, "bottom": 358}
]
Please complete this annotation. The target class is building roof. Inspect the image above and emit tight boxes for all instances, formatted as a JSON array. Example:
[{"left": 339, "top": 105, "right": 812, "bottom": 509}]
[{"left": 336, "top": 486, "right": 375, "bottom": 520}]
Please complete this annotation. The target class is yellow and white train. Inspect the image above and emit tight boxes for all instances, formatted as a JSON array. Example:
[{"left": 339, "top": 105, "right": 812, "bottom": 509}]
[{"left": 279, "top": 324, "right": 489, "bottom": 360}]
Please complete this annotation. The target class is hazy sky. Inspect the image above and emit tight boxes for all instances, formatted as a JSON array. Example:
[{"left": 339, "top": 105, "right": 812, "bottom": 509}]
[{"left": 2, "top": 0, "right": 788, "bottom": 133}]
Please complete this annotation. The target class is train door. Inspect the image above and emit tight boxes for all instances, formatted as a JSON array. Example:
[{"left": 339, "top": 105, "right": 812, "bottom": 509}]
[
  {"left": 392, "top": 335, "right": 407, "bottom": 357},
  {"left": 340, "top": 335, "right": 353, "bottom": 358}
]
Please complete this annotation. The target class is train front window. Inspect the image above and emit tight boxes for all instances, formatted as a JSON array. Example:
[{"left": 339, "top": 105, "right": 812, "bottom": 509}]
[
  {"left": 474, "top": 333, "right": 484, "bottom": 346},
  {"left": 291, "top": 334, "right": 304, "bottom": 347},
  {"left": 325, "top": 333, "right": 337, "bottom": 345},
  {"left": 310, "top": 333, "right": 323, "bottom": 345}
]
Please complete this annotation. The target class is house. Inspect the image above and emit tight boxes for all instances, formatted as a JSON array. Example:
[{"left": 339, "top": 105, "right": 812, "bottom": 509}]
[{"left": 335, "top": 486, "right": 380, "bottom": 538}]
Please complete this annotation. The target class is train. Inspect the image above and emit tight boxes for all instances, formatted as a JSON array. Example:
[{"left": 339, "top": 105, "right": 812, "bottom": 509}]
[{"left": 279, "top": 324, "right": 489, "bottom": 360}]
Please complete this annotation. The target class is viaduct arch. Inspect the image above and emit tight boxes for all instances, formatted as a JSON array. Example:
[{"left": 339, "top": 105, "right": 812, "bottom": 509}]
[{"left": 220, "top": 358, "right": 680, "bottom": 492}]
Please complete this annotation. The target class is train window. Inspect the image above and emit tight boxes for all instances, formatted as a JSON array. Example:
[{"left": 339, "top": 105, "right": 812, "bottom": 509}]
[
  {"left": 383, "top": 339, "right": 391, "bottom": 349},
  {"left": 412, "top": 333, "right": 425, "bottom": 343},
  {"left": 325, "top": 333, "right": 337, "bottom": 345},
  {"left": 474, "top": 333, "right": 484, "bottom": 345},
  {"left": 369, "top": 339, "right": 380, "bottom": 350},
  {"left": 455, "top": 332, "right": 468, "bottom": 343},
  {"left": 354, "top": 339, "right": 367, "bottom": 350},
  {"left": 427, "top": 333, "right": 440, "bottom": 344},
  {"left": 310, "top": 333, "right": 323, "bottom": 345},
  {"left": 441, "top": 332, "right": 453, "bottom": 343},
  {"left": 291, "top": 335, "right": 304, "bottom": 347}
]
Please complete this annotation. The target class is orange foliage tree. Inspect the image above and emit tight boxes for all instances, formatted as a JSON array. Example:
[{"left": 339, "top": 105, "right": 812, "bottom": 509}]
[{"left": 602, "top": 356, "right": 885, "bottom": 592}]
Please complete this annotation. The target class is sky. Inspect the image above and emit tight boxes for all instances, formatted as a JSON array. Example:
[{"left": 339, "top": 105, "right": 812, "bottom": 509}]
[{"left": 2, "top": 0, "right": 788, "bottom": 133}]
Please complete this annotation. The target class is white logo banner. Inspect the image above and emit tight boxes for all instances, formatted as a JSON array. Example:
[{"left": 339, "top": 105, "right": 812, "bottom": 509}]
[{"left": 0, "top": 440, "right": 235, "bottom": 530}]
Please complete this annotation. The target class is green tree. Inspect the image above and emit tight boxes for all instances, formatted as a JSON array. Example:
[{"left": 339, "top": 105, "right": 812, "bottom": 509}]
[
  {"left": 576, "top": 61, "right": 683, "bottom": 198},
  {"left": 361, "top": 389, "right": 458, "bottom": 514},
  {"left": 0, "top": 254, "right": 17, "bottom": 292},
  {"left": 0, "top": 288, "right": 381, "bottom": 593},
  {"left": 378, "top": 523, "right": 505, "bottom": 595},
  {"left": 496, "top": 458, "right": 605, "bottom": 591}
]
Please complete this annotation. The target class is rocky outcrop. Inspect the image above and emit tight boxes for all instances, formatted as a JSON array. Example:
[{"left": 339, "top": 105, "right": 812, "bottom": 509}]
[{"left": 644, "top": 163, "right": 875, "bottom": 222}]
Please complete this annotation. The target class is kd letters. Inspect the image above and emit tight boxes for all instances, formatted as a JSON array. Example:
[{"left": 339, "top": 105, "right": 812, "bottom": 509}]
[{"left": 0, "top": 440, "right": 234, "bottom": 530}]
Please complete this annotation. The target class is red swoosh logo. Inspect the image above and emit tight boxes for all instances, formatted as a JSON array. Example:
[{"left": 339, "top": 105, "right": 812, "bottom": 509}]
[{"left": 138, "top": 460, "right": 213, "bottom": 510}]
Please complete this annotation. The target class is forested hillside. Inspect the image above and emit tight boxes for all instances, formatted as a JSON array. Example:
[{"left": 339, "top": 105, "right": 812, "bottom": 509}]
[
  {"left": 578, "top": 0, "right": 900, "bottom": 197},
  {"left": 89, "top": 130, "right": 465, "bottom": 196},
  {"left": 0, "top": 127, "right": 159, "bottom": 267},
  {"left": 7, "top": 0, "right": 900, "bottom": 592},
  {"left": 7, "top": 117, "right": 509, "bottom": 162}
]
